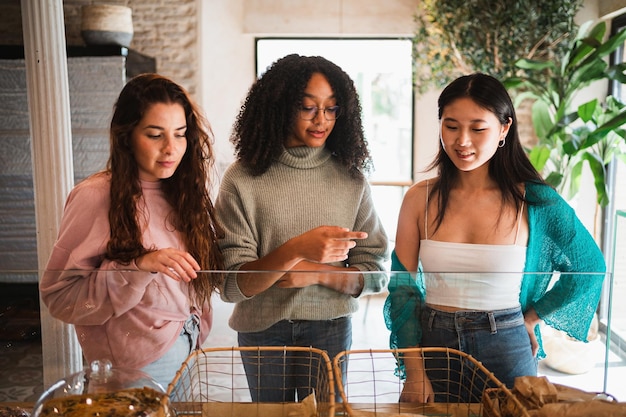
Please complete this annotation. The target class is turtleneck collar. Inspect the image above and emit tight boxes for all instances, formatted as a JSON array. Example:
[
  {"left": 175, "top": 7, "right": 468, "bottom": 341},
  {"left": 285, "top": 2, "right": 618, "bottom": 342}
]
[
  {"left": 139, "top": 178, "right": 163, "bottom": 190},
  {"left": 277, "top": 146, "right": 332, "bottom": 169}
]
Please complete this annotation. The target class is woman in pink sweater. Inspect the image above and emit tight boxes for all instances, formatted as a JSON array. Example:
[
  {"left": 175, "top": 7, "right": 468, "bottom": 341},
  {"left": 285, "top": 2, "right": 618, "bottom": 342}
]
[{"left": 40, "top": 73, "right": 224, "bottom": 389}]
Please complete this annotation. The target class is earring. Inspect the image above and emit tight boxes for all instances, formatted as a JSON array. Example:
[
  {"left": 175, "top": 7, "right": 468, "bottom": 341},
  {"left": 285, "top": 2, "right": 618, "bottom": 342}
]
[{"left": 498, "top": 139, "right": 505, "bottom": 148}]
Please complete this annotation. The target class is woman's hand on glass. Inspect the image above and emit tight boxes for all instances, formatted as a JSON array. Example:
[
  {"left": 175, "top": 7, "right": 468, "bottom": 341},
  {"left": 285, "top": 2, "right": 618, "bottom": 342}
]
[{"left": 136, "top": 248, "right": 200, "bottom": 282}]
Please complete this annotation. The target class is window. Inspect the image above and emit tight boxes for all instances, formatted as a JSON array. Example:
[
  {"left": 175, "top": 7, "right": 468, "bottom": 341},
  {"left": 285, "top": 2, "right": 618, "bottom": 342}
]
[
  {"left": 256, "top": 38, "right": 414, "bottom": 242},
  {"left": 602, "top": 14, "right": 626, "bottom": 359}
]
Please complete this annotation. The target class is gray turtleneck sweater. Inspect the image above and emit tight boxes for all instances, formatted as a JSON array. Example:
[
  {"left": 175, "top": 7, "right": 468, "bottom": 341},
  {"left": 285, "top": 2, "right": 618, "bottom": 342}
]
[{"left": 215, "top": 146, "right": 389, "bottom": 332}]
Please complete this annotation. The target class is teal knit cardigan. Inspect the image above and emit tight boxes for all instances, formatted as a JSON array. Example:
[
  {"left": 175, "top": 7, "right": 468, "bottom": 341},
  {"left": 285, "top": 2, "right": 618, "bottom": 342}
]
[{"left": 383, "top": 181, "right": 607, "bottom": 372}]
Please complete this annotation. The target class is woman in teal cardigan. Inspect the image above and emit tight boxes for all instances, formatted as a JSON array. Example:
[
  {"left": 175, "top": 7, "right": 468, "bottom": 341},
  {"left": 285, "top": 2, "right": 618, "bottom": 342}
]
[{"left": 384, "top": 73, "right": 606, "bottom": 403}]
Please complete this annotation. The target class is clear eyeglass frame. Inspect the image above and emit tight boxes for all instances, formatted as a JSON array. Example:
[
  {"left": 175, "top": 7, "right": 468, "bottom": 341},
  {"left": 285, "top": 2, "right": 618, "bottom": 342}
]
[{"left": 298, "top": 105, "right": 341, "bottom": 121}]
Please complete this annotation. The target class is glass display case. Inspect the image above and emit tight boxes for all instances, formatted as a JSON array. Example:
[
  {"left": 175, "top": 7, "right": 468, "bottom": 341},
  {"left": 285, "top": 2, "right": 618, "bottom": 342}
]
[{"left": 1, "top": 269, "right": 620, "bottom": 406}]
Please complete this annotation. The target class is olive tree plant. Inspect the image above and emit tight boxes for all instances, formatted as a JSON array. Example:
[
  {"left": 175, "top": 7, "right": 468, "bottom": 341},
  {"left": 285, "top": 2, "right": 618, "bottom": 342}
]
[{"left": 413, "top": 0, "right": 583, "bottom": 94}]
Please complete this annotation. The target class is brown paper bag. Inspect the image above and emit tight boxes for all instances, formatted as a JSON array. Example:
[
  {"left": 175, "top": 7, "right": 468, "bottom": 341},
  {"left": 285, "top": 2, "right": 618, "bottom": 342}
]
[
  {"left": 533, "top": 400, "right": 626, "bottom": 417},
  {"left": 508, "top": 376, "right": 625, "bottom": 417}
]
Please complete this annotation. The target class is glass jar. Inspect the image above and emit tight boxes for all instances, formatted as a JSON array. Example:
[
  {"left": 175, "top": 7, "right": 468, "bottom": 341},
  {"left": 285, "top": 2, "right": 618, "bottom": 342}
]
[{"left": 32, "top": 360, "right": 169, "bottom": 417}]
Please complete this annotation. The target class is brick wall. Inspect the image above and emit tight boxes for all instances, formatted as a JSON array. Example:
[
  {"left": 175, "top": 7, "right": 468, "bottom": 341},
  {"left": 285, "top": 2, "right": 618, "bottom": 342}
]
[{"left": 0, "top": 0, "right": 198, "bottom": 96}]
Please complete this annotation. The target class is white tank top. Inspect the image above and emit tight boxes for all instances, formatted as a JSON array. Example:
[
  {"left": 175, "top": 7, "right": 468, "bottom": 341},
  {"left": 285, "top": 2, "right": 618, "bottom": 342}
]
[{"left": 420, "top": 181, "right": 527, "bottom": 310}]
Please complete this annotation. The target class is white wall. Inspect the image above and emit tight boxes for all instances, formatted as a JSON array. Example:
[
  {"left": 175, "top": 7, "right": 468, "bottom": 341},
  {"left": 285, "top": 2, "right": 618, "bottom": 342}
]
[{"left": 198, "top": 0, "right": 254, "bottom": 172}]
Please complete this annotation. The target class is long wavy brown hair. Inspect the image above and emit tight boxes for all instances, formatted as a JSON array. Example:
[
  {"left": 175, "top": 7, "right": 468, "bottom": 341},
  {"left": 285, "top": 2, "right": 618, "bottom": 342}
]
[{"left": 105, "top": 73, "right": 224, "bottom": 305}]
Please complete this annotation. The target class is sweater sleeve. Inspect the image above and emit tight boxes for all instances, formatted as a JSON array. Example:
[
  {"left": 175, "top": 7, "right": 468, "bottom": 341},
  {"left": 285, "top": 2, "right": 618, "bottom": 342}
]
[
  {"left": 382, "top": 250, "right": 424, "bottom": 379},
  {"left": 524, "top": 185, "right": 606, "bottom": 342},
  {"left": 383, "top": 251, "right": 424, "bottom": 349},
  {"left": 347, "top": 182, "right": 390, "bottom": 294},
  {"left": 214, "top": 169, "right": 258, "bottom": 303},
  {"left": 40, "top": 178, "right": 155, "bottom": 325}
]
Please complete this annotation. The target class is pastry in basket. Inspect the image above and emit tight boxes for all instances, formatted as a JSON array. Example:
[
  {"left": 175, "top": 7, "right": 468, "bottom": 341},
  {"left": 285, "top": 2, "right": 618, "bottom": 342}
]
[
  {"left": 0, "top": 406, "right": 30, "bottom": 417},
  {"left": 37, "top": 387, "right": 169, "bottom": 417}
]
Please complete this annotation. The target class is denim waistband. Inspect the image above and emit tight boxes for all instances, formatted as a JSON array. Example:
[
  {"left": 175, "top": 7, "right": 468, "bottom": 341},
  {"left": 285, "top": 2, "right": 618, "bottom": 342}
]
[
  {"left": 181, "top": 314, "right": 200, "bottom": 336},
  {"left": 286, "top": 316, "right": 349, "bottom": 324},
  {"left": 422, "top": 305, "right": 524, "bottom": 334}
]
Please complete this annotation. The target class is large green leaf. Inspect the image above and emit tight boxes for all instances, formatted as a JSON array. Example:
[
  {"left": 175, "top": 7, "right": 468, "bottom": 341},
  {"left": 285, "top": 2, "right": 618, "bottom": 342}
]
[
  {"left": 544, "top": 171, "right": 564, "bottom": 189},
  {"left": 605, "top": 63, "right": 626, "bottom": 83},
  {"left": 582, "top": 153, "right": 609, "bottom": 206},
  {"left": 597, "top": 27, "right": 626, "bottom": 58},
  {"left": 569, "top": 59, "right": 608, "bottom": 89},
  {"left": 503, "top": 77, "right": 525, "bottom": 90},
  {"left": 567, "top": 36, "right": 600, "bottom": 69},
  {"left": 593, "top": 110, "right": 626, "bottom": 136},
  {"left": 577, "top": 99, "right": 598, "bottom": 123},
  {"left": 586, "top": 20, "right": 606, "bottom": 42},
  {"left": 527, "top": 145, "right": 552, "bottom": 172},
  {"left": 567, "top": 159, "right": 585, "bottom": 199},
  {"left": 531, "top": 100, "right": 553, "bottom": 140},
  {"left": 514, "top": 58, "right": 556, "bottom": 71}
]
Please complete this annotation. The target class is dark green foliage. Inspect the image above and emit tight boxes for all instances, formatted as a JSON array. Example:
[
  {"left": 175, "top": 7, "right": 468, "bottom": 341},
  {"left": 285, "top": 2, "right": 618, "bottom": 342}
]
[{"left": 413, "top": 0, "right": 583, "bottom": 93}]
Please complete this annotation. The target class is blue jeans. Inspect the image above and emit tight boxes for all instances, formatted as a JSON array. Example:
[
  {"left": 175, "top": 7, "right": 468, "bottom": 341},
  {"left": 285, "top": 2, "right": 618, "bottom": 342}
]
[
  {"left": 237, "top": 317, "right": 352, "bottom": 402},
  {"left": 141, "top": 315, "right": 200, "bottom": 391},
  {"left": 420, "top": 305, "right": 537, "bottom": 403}
]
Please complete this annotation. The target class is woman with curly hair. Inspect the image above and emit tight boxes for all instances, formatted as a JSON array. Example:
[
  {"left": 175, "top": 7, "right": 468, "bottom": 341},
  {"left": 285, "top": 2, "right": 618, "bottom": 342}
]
[
  {"left": 215, "top": 54, "right": 389, "bottom": 401},
  {"left": 40, "top": 73, "right": 224, "bottom": 388}
]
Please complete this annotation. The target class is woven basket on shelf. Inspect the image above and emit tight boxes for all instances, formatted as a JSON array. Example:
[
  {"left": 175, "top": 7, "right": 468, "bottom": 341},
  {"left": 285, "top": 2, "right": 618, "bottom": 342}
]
[{"left": 81, "top": 4, "right": 133, "bottom": 47}]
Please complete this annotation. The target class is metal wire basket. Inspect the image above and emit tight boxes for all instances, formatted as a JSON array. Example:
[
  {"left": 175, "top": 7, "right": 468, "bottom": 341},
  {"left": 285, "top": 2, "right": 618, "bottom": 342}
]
[
  {"left": 332, "top": 347, "right": 530, "bottom": 417},
  {"left": 166, "top": 346, "right": 335, "bottom": 417}
]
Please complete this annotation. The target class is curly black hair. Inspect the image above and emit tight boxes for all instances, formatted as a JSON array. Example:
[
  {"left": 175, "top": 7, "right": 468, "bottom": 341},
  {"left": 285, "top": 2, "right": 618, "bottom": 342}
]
[{"left": 231, "top": 54, "right": 372, "bottom": 178}]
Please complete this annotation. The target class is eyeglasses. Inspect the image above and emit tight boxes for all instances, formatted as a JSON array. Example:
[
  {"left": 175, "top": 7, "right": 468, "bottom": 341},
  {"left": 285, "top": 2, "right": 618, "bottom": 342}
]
[{"left": 298, "top": 105, "right": 341, "bottom": 121}]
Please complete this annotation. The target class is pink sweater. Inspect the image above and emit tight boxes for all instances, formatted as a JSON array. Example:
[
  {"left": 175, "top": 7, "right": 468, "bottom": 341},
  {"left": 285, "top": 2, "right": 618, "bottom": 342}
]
[{"left": 40, "top": 173, "right": 211, "bottom": 369}]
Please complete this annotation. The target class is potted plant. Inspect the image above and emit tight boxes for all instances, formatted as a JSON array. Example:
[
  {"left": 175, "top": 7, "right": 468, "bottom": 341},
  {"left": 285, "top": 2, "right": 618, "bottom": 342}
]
[
  {"left": 504, "top": 20, "right": 626, "bottom": 207},
  {"left": 502, "top": 20, "right": 626, "bottom": 377}
]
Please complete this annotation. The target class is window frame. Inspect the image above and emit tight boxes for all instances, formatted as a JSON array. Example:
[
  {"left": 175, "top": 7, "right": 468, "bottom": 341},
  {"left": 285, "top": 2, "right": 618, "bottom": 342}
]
[{"left": 598, "top": 13, "right": 626, "bottom": 357}]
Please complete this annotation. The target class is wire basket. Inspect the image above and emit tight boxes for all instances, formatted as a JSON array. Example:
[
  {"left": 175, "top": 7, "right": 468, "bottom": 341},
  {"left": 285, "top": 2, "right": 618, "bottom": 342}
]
[
  {"left": 167, "top": 346, "right": 335, "bottom": 417},
  {"left": 332, "top": 347, "right": 530, "bottom": 417}
]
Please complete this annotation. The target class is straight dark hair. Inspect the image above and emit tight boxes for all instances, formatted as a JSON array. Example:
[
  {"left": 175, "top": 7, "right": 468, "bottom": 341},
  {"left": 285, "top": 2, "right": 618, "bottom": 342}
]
[{"left": 427, "top": 73, "right": 545, "bottom": 231}]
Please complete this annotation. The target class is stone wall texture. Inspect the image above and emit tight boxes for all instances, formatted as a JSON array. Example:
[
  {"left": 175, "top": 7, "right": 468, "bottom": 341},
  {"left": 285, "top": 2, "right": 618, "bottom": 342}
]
[
  {"left": 0, "top": 0, "right": 198, "bottom": 95},
  {"left": 0, "top": 56, "right": 126, "bottom": 279}
]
